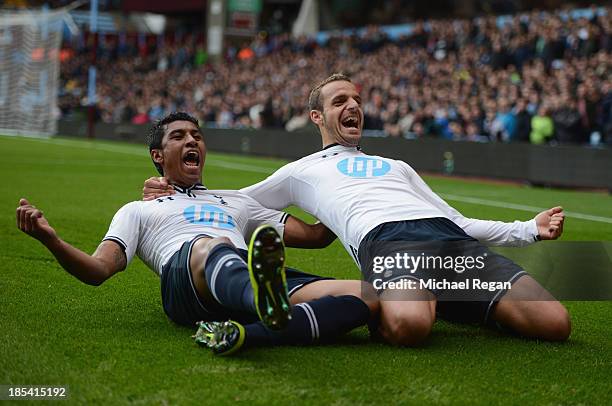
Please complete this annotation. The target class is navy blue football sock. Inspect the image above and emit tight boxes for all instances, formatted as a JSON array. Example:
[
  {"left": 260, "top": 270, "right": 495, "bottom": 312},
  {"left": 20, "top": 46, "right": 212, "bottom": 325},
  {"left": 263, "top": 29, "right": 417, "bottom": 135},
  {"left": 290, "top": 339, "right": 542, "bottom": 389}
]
[
  {"left": 243, "top": 295, "right": 371, "bottom": 347},
  {"left": 203, "top": 243, "right": 256, "bottom": 315}
]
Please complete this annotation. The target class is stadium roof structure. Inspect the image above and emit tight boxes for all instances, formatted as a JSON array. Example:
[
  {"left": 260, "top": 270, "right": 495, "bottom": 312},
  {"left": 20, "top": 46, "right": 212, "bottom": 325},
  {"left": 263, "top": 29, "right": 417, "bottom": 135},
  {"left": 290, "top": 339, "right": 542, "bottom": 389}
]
[{"left": 69, "top": 10, "right": 166, "bottom": 34}]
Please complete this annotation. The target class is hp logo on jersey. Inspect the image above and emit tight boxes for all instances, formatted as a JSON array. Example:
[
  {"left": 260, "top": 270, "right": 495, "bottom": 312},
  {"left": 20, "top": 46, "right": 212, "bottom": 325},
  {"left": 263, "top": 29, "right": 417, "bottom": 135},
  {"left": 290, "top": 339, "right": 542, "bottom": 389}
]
[
  {"left": 184, "top": 204, "right": 236, "bottom": 229},
  {"left": 337, "top": 157, "right": 390, "bottom": 178}
]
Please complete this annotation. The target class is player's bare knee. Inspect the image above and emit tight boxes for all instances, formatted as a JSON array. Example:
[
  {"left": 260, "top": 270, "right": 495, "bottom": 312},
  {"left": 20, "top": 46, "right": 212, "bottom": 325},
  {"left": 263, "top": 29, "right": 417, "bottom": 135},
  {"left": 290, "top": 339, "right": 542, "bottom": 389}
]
[
  {"left": 525, "top": 301, "right": 571, "bottom": 341},
  {"left": 190, "top": 237, "right": 233, "bottom": 275},
  {"left": 523, "top": 302, "right": 571, "bottom": 341},
  {"left": 209, "top": 236, "right": 232, "bottom": 246},
  {"left": 543, "top": 305, "right": 571, "bottom": 341},
  {"left": 382, "top": 313, "right": 432, "bottom": 347},
  {"left": 194, "top": 236, "right": 232, "bottom": 256}
]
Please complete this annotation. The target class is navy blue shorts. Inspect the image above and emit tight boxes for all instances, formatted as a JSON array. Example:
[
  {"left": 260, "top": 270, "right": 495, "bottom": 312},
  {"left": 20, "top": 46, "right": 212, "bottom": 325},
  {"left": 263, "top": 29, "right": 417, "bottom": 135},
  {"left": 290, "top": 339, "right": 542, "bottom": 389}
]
[
  {"left": 160, "top": 236, "right": 331, "bottom": 327},
  {"left": 358, "top": 218, "right": 526, "bottom": 324}
]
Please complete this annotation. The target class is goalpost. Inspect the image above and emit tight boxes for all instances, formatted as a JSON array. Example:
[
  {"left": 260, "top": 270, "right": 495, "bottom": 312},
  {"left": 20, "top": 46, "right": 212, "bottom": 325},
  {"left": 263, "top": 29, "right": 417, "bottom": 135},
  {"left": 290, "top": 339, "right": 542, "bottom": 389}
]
[{"left": 0, "top": 8, "right": 71, "bottom": 137}]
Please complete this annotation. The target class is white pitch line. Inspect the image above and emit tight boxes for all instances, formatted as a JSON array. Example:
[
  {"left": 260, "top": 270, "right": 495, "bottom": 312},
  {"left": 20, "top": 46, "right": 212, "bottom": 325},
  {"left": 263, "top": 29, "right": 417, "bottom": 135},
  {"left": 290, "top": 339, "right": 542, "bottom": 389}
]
[
  {"left": 18, "top": 137, "right": 278, "bottom": 173},
  {"left": 208, "top": 160, "right": 274, "bottom": 174},
  {"left": 441, "top": 193, "right": 612, "bottom": 224},
  {"left": 16, "top": 136, "right": 146, "bottom": 156},
  {"left": 7, "top": 136, "right": 612, "bottom": 224}
]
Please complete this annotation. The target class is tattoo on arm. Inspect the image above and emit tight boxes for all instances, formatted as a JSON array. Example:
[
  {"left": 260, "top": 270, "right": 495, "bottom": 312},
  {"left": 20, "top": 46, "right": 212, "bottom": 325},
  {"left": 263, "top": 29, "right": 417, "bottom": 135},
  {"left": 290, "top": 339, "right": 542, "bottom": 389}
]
[
  {"left": 93, "top": 241, "right": 127, "bottom": 272},
  {"left": 112, "top": 245, "right": 126, "bottom": 269}
]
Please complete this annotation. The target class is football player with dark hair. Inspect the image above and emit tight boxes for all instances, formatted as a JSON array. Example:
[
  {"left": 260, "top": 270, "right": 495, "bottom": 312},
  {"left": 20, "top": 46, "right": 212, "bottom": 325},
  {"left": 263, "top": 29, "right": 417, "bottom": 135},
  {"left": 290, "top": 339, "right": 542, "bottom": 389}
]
[
  {"left": 146, "top": 76, "right": 570, "bottom": 346},
  {"left": 17, "top": 112, "right": 378, "bottom": 355}
]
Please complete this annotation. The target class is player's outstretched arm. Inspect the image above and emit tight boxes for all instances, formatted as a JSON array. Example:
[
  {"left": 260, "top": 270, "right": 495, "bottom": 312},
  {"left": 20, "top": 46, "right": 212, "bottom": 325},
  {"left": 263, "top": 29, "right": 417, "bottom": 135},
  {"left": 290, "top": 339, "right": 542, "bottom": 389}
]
[
  {"left": 454, "top": 206, "right": 565, "bottom": 246},
  {"left": 16, "top": 198, "right": 126, "bottom": 286},
  {"left": 399, "top": 161, "right": 550, "bottom": 246},
  {"left": 283, "top": 216, "right": 337, "bottom": 249},
  {"left": 143, "top": 176, "right": 175, "bottom": 200}
]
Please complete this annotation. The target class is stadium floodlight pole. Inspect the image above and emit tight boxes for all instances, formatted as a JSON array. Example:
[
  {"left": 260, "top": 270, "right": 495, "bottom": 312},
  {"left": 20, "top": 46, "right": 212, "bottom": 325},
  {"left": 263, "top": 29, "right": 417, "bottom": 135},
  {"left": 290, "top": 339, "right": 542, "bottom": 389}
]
[{"left": 87, "top": 0, "right": 98, "bottom": 139}]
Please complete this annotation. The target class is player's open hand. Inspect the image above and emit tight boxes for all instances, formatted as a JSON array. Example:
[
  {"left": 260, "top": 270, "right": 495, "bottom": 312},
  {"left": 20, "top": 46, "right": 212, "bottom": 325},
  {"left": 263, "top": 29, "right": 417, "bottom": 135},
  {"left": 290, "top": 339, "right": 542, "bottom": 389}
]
[
  {"left": 143, "top": 176, "right": 175, "bottom": 201},
  {"left": 16, "top": 198, "right": 57, "bottom": 244},
  {"left": 534, "top": 206, "right": 565, "bottom": 240}
]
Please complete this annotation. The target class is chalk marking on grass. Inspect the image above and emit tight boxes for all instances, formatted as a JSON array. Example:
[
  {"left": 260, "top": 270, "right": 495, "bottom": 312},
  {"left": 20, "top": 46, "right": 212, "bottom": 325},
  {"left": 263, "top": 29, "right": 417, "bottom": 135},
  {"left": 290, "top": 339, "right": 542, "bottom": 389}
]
[
  {"left": 441, "top": 193, "right": 612, "bottom": 224},
  {"left": 207, "top": 160, "right": 273, "bottom": 174},
  {"left": 13, "top": 136, "right": 278, "bottom": 173}
]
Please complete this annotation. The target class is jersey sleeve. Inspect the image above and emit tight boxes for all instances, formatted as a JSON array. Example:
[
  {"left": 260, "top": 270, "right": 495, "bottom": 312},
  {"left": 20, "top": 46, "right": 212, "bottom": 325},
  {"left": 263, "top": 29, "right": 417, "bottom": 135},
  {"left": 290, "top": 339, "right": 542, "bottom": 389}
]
[
  {"left": 240, "top": 162, "right": 294, "bottom": 210},
  {"left": 102, "top": 201, "right": 142, "bottom": 264},
  {"left": 242, "top": 195, "right": 289, "bottom": 242},
  {"left": 396, "top": 160, "right": 539, "bottom": 247}
]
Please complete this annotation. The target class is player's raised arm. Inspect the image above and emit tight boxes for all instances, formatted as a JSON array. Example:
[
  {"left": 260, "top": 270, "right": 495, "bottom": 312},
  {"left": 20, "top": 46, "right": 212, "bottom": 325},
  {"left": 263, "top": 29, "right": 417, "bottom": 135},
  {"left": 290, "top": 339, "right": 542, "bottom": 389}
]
[
  {"left": 142, "top": 176, "right": 175, "bottom": 200},
  {"left": 283, "top": 216, "right": 337, "bottom": 249},
  {"left": 16, "top": 198, "right": 126, "bottom": 286}
]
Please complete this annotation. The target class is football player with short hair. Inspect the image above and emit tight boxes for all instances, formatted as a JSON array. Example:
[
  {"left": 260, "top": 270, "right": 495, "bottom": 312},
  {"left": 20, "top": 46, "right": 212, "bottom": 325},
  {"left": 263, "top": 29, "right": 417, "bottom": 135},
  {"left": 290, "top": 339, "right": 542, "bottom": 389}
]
[
  {"left": 17, "top": 112, "right": 378, "bottom": 355},
  {"left": 145, "top": 75, "right": 570, "bottom": 346},
  {"left": 256, "top": 73, "right": 570, "bottom": 345}
]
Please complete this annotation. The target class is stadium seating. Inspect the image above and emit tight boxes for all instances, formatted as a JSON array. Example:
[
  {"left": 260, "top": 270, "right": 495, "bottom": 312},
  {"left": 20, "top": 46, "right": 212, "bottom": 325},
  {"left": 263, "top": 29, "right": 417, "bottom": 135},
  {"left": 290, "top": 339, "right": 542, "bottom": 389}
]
[{"left": 58, "top": 7, "right": 611, "bottom": 145}]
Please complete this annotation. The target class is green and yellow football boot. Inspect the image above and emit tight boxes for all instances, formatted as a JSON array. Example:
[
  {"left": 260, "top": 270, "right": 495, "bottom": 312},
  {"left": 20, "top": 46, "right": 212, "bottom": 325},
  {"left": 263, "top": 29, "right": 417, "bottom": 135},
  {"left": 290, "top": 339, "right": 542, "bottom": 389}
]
[
  {"left": 194, "top": 320, "right": 246, "bottom": 356},
  {"left": 248, "top": 225, "right": 291, "bottom": 330}
]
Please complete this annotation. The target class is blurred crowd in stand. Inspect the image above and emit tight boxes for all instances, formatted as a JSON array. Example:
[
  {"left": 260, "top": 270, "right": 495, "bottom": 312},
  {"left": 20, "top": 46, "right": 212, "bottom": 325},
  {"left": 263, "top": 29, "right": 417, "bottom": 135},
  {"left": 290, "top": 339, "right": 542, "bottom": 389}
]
[{"left": 59, "top": 7, "right": 612, "bottom": 145}]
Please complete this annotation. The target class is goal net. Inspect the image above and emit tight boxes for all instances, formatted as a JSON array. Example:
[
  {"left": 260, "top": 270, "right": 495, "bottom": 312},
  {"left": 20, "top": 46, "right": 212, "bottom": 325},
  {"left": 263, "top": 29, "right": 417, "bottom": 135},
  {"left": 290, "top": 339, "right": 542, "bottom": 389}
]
[{"left": 0, "top": 8, "right": 70, "bottom": 137}]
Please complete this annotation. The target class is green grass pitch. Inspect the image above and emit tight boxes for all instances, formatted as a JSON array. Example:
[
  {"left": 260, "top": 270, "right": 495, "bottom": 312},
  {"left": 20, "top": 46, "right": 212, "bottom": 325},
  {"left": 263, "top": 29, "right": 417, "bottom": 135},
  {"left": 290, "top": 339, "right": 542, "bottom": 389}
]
[{"left": 1, "top": 134, "right": 611, "bottom": 404}]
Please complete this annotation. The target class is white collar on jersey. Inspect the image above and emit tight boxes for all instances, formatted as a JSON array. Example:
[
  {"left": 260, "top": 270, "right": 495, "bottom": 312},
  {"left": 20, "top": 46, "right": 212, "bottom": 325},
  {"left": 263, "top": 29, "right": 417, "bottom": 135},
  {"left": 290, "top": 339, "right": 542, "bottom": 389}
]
[
  {"left": 322, "top": 143, "right": 361, "bottom": 151},
  {"left": 172, "top": 183, "right": 207, "bottom": 197}
]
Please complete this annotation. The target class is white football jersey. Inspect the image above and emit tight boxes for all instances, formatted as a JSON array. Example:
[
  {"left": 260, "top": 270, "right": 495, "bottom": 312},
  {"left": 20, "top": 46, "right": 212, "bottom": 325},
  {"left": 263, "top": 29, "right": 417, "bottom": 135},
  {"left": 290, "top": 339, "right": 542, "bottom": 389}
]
[
  {"left": 103, "top": 184, "right": 288, "bottom": 275},
  {"left": 241, "top": 145, "right": 538, "bottom": 265}
]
